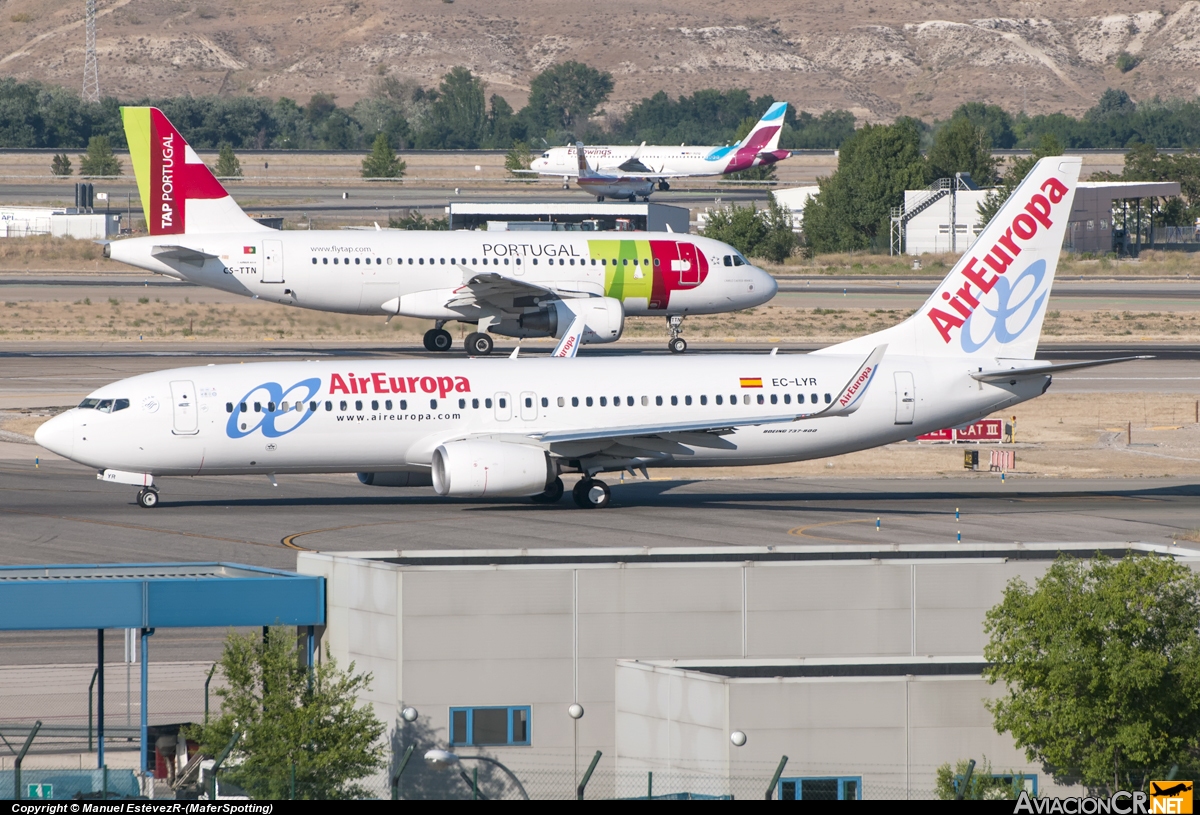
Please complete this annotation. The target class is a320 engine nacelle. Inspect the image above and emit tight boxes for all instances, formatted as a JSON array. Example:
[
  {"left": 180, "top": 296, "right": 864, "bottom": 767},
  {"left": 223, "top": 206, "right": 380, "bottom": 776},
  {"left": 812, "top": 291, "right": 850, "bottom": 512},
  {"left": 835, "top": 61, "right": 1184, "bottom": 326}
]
[
  {"left": 431, "top": 440, "right": 553, "bottom": 498},
  {"left": 492, "top": 297, "right": 623, "bottom": 344}
]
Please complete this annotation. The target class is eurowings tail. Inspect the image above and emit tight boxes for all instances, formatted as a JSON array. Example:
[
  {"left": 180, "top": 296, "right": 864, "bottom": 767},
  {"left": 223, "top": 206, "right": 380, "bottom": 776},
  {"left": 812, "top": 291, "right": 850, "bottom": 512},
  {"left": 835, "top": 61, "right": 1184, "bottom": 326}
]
[
  {"left": 121, "top": 106, "right": 268, "bottom": 236},
  {"left": 737, "top": 101, "right": 788, "bottom": 153},
  {"left": 816, "top": 156, "right": 1082, "bottom": 361}
]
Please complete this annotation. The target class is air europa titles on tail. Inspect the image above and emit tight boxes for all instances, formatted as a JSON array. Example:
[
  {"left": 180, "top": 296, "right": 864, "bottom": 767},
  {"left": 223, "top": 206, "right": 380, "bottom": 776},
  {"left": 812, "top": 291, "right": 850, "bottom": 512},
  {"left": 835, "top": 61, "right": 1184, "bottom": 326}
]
[{"left": 927, "top": 176, "right": 1070, "bottom": 344}]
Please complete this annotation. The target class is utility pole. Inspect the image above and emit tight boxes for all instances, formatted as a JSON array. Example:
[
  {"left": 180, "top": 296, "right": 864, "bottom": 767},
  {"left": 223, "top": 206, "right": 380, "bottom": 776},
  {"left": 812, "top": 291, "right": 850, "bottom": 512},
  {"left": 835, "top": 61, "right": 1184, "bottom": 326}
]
[{"left": 83, "top": 0, "right": 100, "bottom": 103}]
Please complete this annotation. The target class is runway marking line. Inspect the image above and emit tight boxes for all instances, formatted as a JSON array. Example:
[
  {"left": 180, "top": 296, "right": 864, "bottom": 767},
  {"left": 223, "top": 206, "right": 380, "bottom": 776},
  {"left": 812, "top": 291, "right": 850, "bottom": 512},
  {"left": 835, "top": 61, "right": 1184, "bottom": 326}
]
[
  {"left": 787, "top": 518, "right": 874, "bottom": 542},
  {"left": 0, "top": 508, "right": 276, "bottom": 548}
]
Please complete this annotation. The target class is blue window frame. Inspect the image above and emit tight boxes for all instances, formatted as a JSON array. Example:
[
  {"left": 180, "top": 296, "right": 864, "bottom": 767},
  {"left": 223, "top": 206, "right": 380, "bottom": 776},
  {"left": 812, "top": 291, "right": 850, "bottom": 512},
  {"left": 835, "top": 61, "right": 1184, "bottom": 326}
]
[
  {"left": 778, "top": 776, "right": 861, "bottom": 800},
  {"left": 448, "top": 706, "right": 531, "bottom": 747}
]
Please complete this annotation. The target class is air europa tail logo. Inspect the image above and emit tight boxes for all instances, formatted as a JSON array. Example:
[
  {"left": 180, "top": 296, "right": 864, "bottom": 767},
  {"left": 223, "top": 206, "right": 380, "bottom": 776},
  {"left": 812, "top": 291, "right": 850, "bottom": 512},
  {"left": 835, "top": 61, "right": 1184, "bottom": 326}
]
[
  {"left": 330, "top": 372, "right": 471, "bottom": 399},
  {"left": 927, "top": 176, "right": 1069, "bottom": 345}
]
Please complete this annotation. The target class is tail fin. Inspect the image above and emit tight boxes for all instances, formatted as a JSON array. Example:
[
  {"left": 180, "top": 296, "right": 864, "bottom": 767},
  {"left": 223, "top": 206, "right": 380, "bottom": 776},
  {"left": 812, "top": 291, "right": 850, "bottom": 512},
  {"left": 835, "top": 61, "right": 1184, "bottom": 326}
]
[
  {"left": 121, "top": 106, "right": 268, "bottom": 236},
  {"left": 574, "top": 142, "right": 597, "bottom": 178},
  {"left": 737, "top": 101, "right": 788, "bottom": 152},
  {"left": 815, "top": 156, "right": 1082, "bottom": 360}
]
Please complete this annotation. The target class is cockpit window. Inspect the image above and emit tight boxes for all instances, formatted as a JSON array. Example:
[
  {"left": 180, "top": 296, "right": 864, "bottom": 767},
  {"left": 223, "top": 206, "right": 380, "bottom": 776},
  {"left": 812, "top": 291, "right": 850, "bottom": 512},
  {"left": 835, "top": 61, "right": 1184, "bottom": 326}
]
[
  {"left": 78, "top": 398, "right": 100, "bottom": 409},
  {"left": 723, "top": 255, "right": 733, "bottom": 267},
  {"left": 96, "top": 399, "right": 114, "bottom": 413},
  {"left": 113, "top": 399, "right": 129, "bottom": 412},
  {"left": 732, "top": 254, "right": 745, "bottom": 266},
  {"left": 541, "top": 152, "right": 550, "bottom": 158}
]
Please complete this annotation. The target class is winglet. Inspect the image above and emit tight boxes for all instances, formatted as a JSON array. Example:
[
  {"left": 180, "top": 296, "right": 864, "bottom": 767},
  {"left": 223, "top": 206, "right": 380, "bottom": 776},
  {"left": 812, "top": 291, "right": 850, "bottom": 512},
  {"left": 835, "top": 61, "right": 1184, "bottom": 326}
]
[
  {"left": 810, "top": 344, "right": 886, "bottom": 418},
  {"left": 551, "top": 315, "right": 585, "bottom": 358}
]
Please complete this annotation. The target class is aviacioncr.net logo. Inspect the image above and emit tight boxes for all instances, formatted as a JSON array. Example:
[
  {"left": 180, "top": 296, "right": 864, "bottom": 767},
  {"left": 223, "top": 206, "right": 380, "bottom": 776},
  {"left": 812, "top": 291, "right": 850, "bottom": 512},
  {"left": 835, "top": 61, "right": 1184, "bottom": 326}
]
[
  {"left": 226, "top": 378, "right": 321, "bottom": 439},
  {"left": 960, "top": 259, "right": 1049, "bottom": 354}
]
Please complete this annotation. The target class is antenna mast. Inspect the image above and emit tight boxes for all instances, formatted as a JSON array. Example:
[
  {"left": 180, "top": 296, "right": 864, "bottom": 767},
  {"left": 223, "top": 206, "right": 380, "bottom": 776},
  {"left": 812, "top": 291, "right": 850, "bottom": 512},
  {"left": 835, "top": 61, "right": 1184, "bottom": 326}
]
[{"left": 83, "top": 0, "right": 100, "bottom": 103}]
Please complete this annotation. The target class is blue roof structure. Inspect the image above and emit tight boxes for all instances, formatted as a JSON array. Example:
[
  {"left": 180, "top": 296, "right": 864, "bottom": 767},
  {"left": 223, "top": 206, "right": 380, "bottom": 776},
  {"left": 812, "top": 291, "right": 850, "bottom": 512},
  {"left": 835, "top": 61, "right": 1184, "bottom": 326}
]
[{"left": 0, "top": 562, "right": 324, "bottom": 630}]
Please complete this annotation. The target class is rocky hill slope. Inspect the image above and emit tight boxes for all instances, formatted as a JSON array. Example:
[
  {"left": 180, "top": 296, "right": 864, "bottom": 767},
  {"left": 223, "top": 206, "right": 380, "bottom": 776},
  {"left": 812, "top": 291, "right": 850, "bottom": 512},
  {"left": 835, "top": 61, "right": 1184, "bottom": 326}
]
[{"left": 3, "top": 0, "right": 1200, "bottom": 122}]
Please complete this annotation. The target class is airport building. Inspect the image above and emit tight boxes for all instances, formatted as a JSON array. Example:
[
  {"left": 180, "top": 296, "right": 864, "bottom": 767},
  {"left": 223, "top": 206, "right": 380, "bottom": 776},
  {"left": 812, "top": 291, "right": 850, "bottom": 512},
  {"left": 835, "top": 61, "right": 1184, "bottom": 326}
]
[
  {"left": 297, "top": 541, "right": 1197, "bottom": 799},
  {"left": 0, "top": 205, "right": 122, "bottom": 240},
  {"left": 446, "top": 202, "right": 691, "bottom": 234}
]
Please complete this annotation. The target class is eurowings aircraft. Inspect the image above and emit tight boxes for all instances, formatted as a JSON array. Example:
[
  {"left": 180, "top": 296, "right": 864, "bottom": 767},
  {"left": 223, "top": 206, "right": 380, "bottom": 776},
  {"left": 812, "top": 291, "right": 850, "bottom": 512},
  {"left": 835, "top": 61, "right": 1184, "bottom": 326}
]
[
  {"left": 528, "top": 102, "right": 792, "bottom": 189},
  {"left": 38, "top": 157, "right": 1145, "bottom": 509},
  {"left": 104, "top": 107, "right": 776, "bottom": 354},
  {"left": 572, "top": 140, "right": 656, "bottom": 202}
]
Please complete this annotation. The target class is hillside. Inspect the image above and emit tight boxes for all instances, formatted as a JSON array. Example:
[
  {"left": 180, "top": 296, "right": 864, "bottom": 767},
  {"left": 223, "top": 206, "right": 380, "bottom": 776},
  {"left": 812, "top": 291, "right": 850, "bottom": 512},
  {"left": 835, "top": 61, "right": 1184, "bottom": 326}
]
[{"left": 3, "top": 0, "right": 1200, "bottom": 123}]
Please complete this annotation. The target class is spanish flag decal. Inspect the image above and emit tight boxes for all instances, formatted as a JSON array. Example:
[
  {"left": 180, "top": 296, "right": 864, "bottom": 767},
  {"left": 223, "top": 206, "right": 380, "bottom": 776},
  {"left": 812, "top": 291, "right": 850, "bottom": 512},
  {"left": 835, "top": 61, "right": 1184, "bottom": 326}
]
[
  {"left": 739, "top": 377, "right": 763, "bottom": 388},
  {"left": 243, "top": 245, "right": 256, "bottom": 254}
]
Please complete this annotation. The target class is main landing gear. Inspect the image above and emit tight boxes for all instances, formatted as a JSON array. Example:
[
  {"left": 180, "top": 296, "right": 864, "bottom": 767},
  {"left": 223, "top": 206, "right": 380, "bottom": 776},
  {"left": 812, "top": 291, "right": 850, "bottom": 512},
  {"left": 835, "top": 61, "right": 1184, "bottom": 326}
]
[
  {"left": 423, "top": 326, "right": 453, "bottom": 352},
  {"left": 667, "top": 314, "right": 687, "bottom": 354},
  {"left": 465, "top": 332, "right": 494, "bottom": 356},
  {"left": 136, "top": 487, "right": 159, "bottom": 509},
  {"left": 572, "top": 478, "right": 611, "bottom": 509}
]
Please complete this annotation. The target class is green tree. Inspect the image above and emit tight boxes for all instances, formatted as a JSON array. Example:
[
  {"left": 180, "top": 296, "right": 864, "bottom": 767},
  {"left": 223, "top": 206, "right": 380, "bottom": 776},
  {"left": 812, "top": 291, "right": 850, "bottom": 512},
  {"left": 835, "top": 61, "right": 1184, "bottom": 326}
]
[
  {"left": 212, "top": 143, "right": 242, "bottom": 179},
  {"left": 526, "top": 61, "right": 614, "bottom": 133},
  {"left": 757, "top": 193, "right": 798, "bottom": 262},
  {"left": 361, "top": 132, "right": 405, "bottom": 179},
  {"left": 701, "top": 194, "right": 795, "bottom": 262},
  {"left": 388, "top": 210, "right": 448, "bottom": 230},
  {"left": 78, "top": 134, "right": 121, "bottom": 177},
  {"left": 976, "top": 133, "right": 1062, "bottom": 225},
  {"left": 187, "top": 627, "right": 385, "bottom": 800},
  {"left": 983, "top": 553, "right": 1200, "bottom": 794},
  {"left": 50, "top": 153, "right": 72, "bottom": 176},
  {"left": 934, "top": 757, "right": 1026, "bottom": 800},
  {"left": 802, "top": 119, "right": 928, "bottom": 253},
  {"left": 951, "top": 102, "right": 1016, "bottom": 149},
  {"left": 504, "top": 140, "right": 533, "bottom": 180},
  {"left": 420, "top": 67, "right": 487, "bottom": 149},
  {"left": 927, "top": 116, "right": 998, "bottom": 185}
]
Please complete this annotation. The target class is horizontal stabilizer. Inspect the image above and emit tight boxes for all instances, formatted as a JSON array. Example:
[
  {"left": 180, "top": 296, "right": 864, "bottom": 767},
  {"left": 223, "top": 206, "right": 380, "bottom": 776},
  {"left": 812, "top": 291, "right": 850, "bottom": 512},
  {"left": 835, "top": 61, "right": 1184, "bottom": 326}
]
[
  {"left": 970, "top": 355, "right": 1152, "bottom": 382},
  {"left": 151, "top": 245, "right": 218, "bottom": 265}
]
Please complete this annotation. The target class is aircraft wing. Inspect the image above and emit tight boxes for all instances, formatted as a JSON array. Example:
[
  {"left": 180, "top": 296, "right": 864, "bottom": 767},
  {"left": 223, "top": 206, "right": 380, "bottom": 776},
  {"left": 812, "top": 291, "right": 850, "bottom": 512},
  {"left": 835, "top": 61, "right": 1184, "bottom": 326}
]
[
  {"left": 532, "top": 345, "right": 887, "bottom": 446},
  {"left": 445, "top": 272, "right": 564, "bottom": 311},
  {"left": 970, "top": 355, "right": 1152, "bottom": 382}
]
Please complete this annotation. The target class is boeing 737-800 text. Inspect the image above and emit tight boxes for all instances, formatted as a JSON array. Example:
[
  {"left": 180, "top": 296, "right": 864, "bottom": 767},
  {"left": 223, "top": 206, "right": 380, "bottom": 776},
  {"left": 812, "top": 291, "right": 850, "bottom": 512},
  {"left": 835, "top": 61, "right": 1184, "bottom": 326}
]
[
  {"left": 38, "top": 157, "right": 1144, "bottom": 509},
  {"left": 104, "top": 107, "right": 776, "bottom": 354}
]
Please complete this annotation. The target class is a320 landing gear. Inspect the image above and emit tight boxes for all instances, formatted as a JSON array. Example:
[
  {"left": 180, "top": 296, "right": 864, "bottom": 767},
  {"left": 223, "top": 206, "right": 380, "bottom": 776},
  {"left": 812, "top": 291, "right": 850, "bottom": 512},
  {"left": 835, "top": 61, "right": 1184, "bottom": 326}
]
[
  {"left": 572, "top": 478, "right": 611, "bottom": 509},
  {"left": 423, "top": 325, "right": 453, "bottom": 352},
  {"left": 667, "top": 315, "right": 687, "bottom": 353},
  {"left": 531, "top": 477, "right": 564, "bottom": 504},
  {"left": 465, "top": 332, "right": 494, "bottom": 356},
  {"left": 136, "top": 488, "right": 159, "bottom": 509}
]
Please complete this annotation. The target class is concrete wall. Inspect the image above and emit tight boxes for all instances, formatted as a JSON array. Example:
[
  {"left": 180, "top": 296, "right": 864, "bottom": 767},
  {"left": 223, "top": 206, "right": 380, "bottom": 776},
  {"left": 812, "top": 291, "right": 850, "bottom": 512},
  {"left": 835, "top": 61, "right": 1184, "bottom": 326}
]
[
  {"left": 296, "top": 551, "right": 1057, "bottom": 785},
  {"left": 613, "top": 660, "right": 1045, "bottom": 799}
]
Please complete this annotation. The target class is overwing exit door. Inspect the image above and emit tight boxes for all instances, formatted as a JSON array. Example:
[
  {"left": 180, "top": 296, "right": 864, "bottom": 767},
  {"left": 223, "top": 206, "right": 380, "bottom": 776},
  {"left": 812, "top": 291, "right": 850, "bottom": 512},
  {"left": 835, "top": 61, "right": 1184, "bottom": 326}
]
[
  {"left": 894, "top": 372, "right": 915, "bottom": 425},
  {"left": 262, "top": 240, "right": 284, "bottom": 283}
]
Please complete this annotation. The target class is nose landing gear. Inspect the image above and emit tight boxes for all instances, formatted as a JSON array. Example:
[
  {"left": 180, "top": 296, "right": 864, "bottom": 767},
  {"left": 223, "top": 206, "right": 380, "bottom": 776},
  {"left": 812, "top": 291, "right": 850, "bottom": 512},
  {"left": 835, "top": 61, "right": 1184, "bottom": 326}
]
[
  {"left": 136, "top": 487, "right": 159, "bottom": 509},
  {"left": 667, "top": 315, "right": 687, "bottom": 353}
]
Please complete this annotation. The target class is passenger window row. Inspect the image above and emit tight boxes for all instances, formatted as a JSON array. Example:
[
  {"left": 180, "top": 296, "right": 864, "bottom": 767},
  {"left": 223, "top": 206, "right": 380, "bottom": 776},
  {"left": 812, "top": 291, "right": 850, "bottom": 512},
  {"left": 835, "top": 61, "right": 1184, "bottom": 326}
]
[{"left": 309, "top": 256, "right": 658, "bottom": 268}]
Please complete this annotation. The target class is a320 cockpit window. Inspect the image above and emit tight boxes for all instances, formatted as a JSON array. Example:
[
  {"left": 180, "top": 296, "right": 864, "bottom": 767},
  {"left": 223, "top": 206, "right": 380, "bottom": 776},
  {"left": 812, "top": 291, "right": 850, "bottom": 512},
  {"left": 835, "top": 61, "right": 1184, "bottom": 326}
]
[
  {"left": 722, "top": 254, "right": 747, "bottom": 267},
  {"left": 78, "top": 398, "right": 129, "bottom": 413}
]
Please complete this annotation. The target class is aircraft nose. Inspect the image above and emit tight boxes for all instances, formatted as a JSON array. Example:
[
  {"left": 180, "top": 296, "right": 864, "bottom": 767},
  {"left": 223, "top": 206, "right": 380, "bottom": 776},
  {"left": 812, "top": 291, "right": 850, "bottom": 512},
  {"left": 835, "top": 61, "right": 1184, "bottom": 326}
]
[
  {"left": 34, "top": 412, "right": 74, "bottom": 459},
  {"left": 752, "top": 266, "right": 778, "bottom": 304}
]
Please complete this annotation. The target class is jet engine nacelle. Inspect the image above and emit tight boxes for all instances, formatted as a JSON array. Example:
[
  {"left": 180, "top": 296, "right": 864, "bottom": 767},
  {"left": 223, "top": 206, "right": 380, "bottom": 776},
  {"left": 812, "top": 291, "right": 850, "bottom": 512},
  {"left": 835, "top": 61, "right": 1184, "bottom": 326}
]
[
  {"left": 492, "top": 297, "right": 624, "bottom": 344},
  {"left": 357, "top": 471, "right": 433, "bottom": 487},
  {"left": 431, "top": 440, "right": 553, "bottom": 498}
]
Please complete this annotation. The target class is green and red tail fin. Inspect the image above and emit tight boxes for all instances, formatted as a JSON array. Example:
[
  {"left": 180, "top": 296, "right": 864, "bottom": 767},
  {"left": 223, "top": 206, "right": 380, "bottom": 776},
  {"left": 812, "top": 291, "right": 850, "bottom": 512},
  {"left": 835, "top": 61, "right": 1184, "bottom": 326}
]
[{"left": 121, "top": 106, "right": 268, "bottom": 236}]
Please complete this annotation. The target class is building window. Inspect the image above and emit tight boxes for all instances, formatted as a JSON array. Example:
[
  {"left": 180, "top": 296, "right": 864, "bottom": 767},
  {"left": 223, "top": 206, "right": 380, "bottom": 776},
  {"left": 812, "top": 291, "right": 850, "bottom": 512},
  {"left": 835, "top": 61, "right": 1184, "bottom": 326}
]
[
  {"left": 449, "top": 706, "right": 531, "bottom": 747},
  {"left": 778, "top": 777, "right": 861, "bottom": 800}
]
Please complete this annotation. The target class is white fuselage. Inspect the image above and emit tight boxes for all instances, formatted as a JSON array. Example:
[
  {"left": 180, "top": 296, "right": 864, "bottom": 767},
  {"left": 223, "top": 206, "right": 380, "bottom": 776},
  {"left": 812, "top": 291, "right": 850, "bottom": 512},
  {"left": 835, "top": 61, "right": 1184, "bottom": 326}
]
[
  {"left": 36, "top": 353, "right": 1045, "bottom": 480},
  {"left": 533, "top": 145, "right": 750, "bottom": 179},
  {"left": 105, "top": 230, "right": 775, "bottom": 319}
]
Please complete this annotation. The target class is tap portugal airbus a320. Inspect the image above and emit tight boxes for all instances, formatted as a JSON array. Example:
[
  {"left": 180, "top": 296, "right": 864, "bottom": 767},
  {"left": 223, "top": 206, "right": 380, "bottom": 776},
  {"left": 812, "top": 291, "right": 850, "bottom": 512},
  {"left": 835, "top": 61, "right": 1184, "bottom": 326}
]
[
  {"left": 104, "top": 107, "right": 776, "bottom": 355},
  {"left": 37, "top": 157, "right": 1146, "bottom": 509}
]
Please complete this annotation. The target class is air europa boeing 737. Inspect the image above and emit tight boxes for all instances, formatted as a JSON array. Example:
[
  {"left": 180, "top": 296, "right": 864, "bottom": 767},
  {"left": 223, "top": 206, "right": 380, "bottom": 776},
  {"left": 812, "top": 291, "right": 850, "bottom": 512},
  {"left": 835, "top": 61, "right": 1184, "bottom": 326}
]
[
  {"left": 103, "top": 107, "right": 775, "bottom": 355},
  {"left": 38, "top": 157, "right": 1146, "bottom": 509}
]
